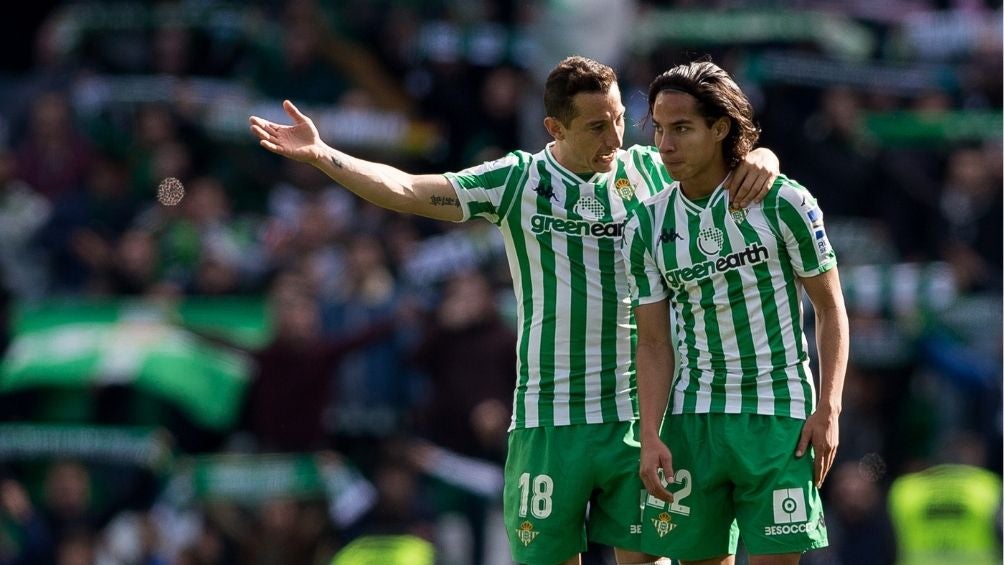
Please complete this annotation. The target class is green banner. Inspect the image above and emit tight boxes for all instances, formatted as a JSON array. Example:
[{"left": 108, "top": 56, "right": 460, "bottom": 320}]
[
  {"left": 1, "top": 298, "right": 268, "bottom": 430},
  {"left": 633, "top": 10, "right": 875, "bottom": 59},
  {"left": 864, "top": 111, "right": 1003, "bottom": 146},
  {"left": 176, "top": 453, "right": 376, "bottom": 524},
  {"left": 0, "top": 423, "right": 174, "bottom": 470}
]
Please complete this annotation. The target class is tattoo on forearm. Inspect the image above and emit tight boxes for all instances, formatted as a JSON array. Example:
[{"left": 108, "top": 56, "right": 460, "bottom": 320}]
[
  {"left": 329, "top": 155, "right": 344, "bottom": 169},
  {"left": 430, "top": 196, "right": 460, "bottom": 207}
]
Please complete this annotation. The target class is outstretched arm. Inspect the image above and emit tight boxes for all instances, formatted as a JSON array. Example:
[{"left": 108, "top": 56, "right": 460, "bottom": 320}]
[
  {"left": 635, "top": 299, "right": 676, "bottom": 503},
  {"left": 249, "top": 100, "right": 463, "bottom": 221},
  {"left": 795, "top": 267, "right": 849, "bottom": 488}
]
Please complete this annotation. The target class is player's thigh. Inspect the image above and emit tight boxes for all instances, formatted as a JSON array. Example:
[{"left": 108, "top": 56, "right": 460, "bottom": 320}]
[
  {"left": 729, "top": 415, "right": 828, "bottom": 556},
  {"left": 503, "top": 426, "right": 593, "bottom": 565},
  {"left": 587, "top": 421, "right": 652, "bottom": 555},
  {"left": 641, "top": 413, "right": 739, "bottom": 561}
]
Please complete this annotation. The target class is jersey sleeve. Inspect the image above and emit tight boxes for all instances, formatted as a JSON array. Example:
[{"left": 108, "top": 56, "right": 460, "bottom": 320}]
[
  {"left": 771, "top": 177, "right": 837, "bottom": 278},
  {"left": 443, "top": 151, "right": 529, "bottom": 225},
  {"left": 621, "top": 207, "right": 669, "bottom": 305}
]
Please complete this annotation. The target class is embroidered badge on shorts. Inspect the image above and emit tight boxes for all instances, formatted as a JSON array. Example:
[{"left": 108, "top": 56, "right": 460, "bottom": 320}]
[
  {"left": 516, "top": 521, "right": 540, "bottom": 546},
  {"left": 652, "top": 512, "right": 677, "bottom": 537}
]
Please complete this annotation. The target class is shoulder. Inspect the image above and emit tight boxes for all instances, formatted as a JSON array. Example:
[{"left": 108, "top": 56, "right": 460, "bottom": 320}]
[
  {"left": 620, "top": 144, "right": 661, "bottom": 166},
  {"left": 455, "top": 150, "right": 534, "bottom": 176},
  {"left": 761, "top": 174, "right": 813, "bottom": 210}
]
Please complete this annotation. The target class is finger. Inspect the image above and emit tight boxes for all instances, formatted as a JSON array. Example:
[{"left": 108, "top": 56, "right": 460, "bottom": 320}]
[
  {"left": 795, "top": 427, "right": 811, "bottom": 458},
  {"left": 259, "top": 139, "right": 284, "bottom": 154},
  {"left": 816, "top": 448, "right": 835, "bottom": 488},
  {"left": 249, "top": 116, "right": 279, "bottom": 131},
  {"left": 813, "top": 452, "right": 824, "bottom": 487},
  {"left": 283, "top": 99, "right": 308, "bottom": 124},
  {"left": 749, "top": 172, "right": 772, "bottom": 203},
  {"left": 641, "top": 468, "right": 674, "bottom": 503},
  {"left": 249, "top": 124, "right": 273, "bottom": 141},
  {"left": 727, "top": 169, "right": 750, "bottom": 207}
]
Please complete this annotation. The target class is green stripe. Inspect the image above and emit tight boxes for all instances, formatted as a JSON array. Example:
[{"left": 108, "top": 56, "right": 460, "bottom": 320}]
[
  {"left": 594, "top": 173, "right": 621, "bottom": 421},
  {"left": 565, "top": 181, "right": 587, "bottom": 423},
  {"left": 508, "top": 172, "right": 534, "bottom": 428},
  {"left": 536, "top": 161, "right": 557, "bottom": 427},
  {"left": 717, "top": 204, "right": 756, "bottom": 414},
  {"left": 629, "top": 205, "right": 658, "bottom": 301},
  {"left": 497, "top": 153, "right": 530, "bottom": 223},
  {"left": 738, "top": 212, "right": 789, "bottom": 414}
]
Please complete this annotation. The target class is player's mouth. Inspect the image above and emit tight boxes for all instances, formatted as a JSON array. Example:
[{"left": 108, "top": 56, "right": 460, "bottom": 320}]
[{"left": 595, "top": 151, "right": 616, "bottom": 166}]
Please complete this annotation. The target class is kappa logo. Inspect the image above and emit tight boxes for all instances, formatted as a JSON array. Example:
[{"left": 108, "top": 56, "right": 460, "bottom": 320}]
[
  {"left": 651, "top": 512, "right": 677, "bottom": 537},
  {"left": 660, "top": 228, "right": 683, "bottom": 244},
  {"left": 533, "top": 182, "right": 558, "bottom": 202},
  {"left": 516, "top": 521, "right": 540, "bottom": 546}
]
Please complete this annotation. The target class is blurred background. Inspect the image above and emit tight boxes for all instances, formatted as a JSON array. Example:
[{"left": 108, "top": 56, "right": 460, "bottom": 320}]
[{"left": 0, "top": 1, "right": 1000, "bottom": 564}]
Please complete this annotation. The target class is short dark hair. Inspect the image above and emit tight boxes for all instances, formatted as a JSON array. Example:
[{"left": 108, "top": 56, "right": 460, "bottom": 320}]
[
  {"left": 544, "top": 56, "right": 617, "bottom": 126},
  {"left": 647, "top": 60, "right": 760, "bottom": 170}
]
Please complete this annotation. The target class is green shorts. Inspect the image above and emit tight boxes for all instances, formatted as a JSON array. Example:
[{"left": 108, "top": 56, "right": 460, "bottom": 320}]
[
  {"left": 641, "top": 413, "right": 828, "bottom": 560},
  {"left": 503, "top": 421, "right": 647, "bottom": 564}
]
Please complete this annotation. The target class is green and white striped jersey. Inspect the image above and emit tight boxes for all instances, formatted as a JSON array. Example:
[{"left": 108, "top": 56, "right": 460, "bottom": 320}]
[
  {"left": 445, "top": 144, "right": 672, "bottom": 430},
  {"left": 622, "top": 174, "right": 837, "bottom": 420}
]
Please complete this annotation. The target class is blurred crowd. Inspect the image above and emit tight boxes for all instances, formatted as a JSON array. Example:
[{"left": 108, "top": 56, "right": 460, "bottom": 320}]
[{"left": 0, "top": 1, "right": 1000, "bottom": 564}]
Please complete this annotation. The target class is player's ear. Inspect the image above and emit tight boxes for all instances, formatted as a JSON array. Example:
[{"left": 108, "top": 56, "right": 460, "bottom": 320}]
[
  {"left": 544, "top": 116, "right": 565, "bottom": 141},
  {"left": 713, "top": 117, "right": 730, "bottom": 141}
]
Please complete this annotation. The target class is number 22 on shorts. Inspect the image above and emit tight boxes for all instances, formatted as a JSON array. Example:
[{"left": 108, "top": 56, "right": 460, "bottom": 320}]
[
  {"left": 646, "top": 468, "right": 693, "bottom": 516},
  {"left": 518, "top": 473, "right": 554, "bottom": 519}
]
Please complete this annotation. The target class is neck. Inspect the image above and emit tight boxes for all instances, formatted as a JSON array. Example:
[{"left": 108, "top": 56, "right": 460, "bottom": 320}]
[
  {"left": 548, "top": 142, "right": 591, "bottom": 175},
  {"left": 679, "top": 160, "right": 729, "bottom": 201}
]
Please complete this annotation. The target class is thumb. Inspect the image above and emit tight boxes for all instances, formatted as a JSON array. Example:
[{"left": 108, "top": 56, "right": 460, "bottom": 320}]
[
  {"left": 795, "top": 425, "right": 811, "bottom": 458},
  {"left": 283, "top": 99, "right": 308, "bottom": 124}
]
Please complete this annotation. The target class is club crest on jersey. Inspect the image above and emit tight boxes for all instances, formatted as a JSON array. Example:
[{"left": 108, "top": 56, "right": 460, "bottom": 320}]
[
  {"left": 729, "top": 207, "right": 749, "bottom": 225},
  {"left": 516, "top": 521, "right": 540, "bottom": 546},
  {"left": 697, "top": 226, "right": 725, "bottom": 256},
  {"left": 615, "top": 178, "right": 635, "bottom": 200},
  {"left": 573, "top": 195, "right": 606, "bottom": 221},
  {"left": 652, "top": 512, "right": 677, "bottom": 537}
]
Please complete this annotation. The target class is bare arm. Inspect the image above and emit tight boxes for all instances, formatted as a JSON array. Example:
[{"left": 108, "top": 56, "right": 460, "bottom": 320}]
[
  {"left": 794, "top": 267, "right": 849, "bottom": 488},
  {"left": 249, "top": 100, "right": 463, "bottom": 221},
  {"left": 726, "top": 147, "right": 780, "bottom": 209},
  {"left": 635, "top": 299, "right": 676, "bottom": 502}
]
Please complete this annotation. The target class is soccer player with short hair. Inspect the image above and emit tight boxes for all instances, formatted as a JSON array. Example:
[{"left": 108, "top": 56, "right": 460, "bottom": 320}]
[
  {"left": 250, "top": 56, "right": 780, "bottom": 565},
  {"left": 622, "top": 60, "right": 849, "bottom": 565}
]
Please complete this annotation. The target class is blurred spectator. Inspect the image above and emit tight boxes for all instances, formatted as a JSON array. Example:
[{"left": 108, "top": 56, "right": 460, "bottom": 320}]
[
  {"left": 789, "top": 86, "right": 879, "bottom": 218},
  {"left": 191, "top": 272, "right": 398, "bottom": 452},
  {"left": 322, "top": 233, "right": 420, "bottom": 464},
  {"left": 888, "top": 433, "right": 1003, "bottom": 565},
  {"left": 335, "top": 450, "right": 436, "bottom": 564},
  {"left": 0, "top": 149, "right": 50, "bottom": 300},
  {"left": 935, "top": 145, "right": 1002, "bottom": 292},
  {"left": 412, "top": 270, "right": 514, "bottom": 459},
  {"left": 807, "top": 461, "right": 897, "bottom": 565},
  {"left": 0, "top": 478, "right": 53, "bottom": 565},
  {"left": 36, "top": 154, "right": 139, "bottom": 295},
  {"left": 410, "top": 269, "right": 515, "bottom": 565},
  {"left": 14, "top": 91, "right": 95, "bottom": 203}
]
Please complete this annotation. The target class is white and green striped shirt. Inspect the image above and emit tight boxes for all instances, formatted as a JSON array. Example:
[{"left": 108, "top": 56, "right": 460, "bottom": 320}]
[
  {"left": 622, "top": 175, "right": 837, "bottom": 419},
  {"left": 446, "top": 144, "right": 672, "bottom": 430}
]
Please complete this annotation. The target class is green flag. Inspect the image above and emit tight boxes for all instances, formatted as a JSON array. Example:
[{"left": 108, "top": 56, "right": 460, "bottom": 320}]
[{"left": 0, "top": 299, "right": 264, "bottom": 430}]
